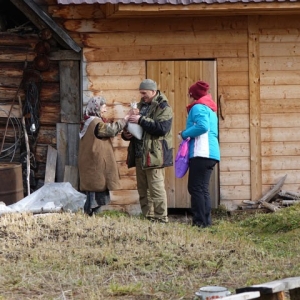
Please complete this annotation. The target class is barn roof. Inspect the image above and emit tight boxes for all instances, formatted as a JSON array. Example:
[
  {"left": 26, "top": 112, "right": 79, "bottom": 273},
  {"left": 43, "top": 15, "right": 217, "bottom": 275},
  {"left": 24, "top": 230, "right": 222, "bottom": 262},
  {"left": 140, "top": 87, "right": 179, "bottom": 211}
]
[{"left": 57, "top": 0, "right": 297, "bottom": 4}]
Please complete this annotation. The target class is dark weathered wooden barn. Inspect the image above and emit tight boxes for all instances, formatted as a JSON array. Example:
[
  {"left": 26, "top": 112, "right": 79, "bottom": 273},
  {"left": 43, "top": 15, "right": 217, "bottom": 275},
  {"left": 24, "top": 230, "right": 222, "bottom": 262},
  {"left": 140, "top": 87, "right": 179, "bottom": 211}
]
[
  {"left": 0, "top": 0, "right": 81, "bottom": 201},
  {"left": 1, "top": 0, "right": 300, "bottom": 214}
]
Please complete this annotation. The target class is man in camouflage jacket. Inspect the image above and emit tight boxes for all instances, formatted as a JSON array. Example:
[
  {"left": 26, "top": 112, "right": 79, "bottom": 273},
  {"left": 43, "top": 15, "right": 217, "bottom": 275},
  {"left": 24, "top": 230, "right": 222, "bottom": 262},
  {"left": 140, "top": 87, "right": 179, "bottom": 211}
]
[{"left": 122, "top": 79, "right": 173, "bottom": 223}]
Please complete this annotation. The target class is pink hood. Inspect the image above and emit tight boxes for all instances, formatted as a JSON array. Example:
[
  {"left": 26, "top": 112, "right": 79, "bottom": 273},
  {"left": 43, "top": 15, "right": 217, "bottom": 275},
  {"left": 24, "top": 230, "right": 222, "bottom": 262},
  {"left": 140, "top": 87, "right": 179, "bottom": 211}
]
[{"left": 186, "top": 94, "right": 217, "bottom": 113}]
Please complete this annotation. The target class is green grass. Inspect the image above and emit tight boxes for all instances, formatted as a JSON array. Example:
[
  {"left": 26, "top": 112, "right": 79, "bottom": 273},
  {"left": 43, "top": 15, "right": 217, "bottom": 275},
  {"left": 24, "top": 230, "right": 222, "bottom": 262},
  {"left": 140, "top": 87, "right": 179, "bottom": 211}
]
[{"left": 0, "top": 204, "right": 300, "bottom": 299}]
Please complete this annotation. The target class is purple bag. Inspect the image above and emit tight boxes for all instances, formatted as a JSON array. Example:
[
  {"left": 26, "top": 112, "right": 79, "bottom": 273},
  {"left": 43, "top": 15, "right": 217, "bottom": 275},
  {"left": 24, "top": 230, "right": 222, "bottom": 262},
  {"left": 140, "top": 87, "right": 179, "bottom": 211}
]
[{"left": 175, "top": 138, "right": 190, "bottom": 178}]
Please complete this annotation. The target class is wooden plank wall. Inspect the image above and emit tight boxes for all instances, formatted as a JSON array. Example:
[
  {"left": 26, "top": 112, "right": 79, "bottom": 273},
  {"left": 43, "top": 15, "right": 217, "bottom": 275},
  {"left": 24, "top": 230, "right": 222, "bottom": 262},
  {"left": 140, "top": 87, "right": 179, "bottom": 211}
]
[
  {"left": 41, "top": 0, "right": 300, "bottom": 210},
  {"left": 259, "top": 15, "right": 300, "bottom": 196},
  {"left": 42, "top": 1, "right": 251, "bottom": 211}
]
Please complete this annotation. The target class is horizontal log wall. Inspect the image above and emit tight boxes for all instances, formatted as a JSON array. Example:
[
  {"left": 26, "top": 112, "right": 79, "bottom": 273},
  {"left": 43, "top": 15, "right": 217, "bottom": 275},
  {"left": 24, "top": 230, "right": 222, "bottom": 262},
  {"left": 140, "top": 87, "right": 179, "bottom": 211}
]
[{"left": 0, "top": 32, "right": 59, "bottom": 189}]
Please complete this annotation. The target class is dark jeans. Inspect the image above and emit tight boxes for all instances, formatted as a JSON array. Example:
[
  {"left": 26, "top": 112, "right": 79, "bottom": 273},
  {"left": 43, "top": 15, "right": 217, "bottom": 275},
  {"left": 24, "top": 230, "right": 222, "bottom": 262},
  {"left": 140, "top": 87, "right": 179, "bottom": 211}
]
[{"left": 188, "top": 157, "right": 217, "bottom": 227}]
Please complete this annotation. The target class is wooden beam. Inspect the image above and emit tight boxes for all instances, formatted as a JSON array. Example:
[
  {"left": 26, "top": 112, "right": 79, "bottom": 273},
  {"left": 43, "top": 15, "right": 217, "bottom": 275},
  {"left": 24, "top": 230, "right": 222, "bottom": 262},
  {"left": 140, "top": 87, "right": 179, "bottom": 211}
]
[
  {"left": 110, "top": 3, "right": 300, "bottom": 17},
  {"left": 10, "top": 0, "right": 81, "bottom": 53},
  {"left": 83, "top": 44, "right": 248, "bottom": 61},
  {"left": 63, "top": 16, "right": 247, "bottom": 34},
  {"left": 48, "top": 50, "right": 81, "bottom": 61},
  {"left": 248, "top": 16, "right": 261, "bottom": 202},
  {"left": 83, "top": 31, "right": 247, "bottom": 47}
]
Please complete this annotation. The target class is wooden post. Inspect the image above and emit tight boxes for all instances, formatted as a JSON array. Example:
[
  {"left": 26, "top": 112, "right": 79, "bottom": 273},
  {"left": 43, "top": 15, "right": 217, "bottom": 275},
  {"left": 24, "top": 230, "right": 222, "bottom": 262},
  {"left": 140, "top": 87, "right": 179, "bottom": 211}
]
[
  {"left": 18, "top": 96, "right": 31, "bottom": 195},
  {"left": 248, "top": 15, "right": 262, "bottom": 202}
]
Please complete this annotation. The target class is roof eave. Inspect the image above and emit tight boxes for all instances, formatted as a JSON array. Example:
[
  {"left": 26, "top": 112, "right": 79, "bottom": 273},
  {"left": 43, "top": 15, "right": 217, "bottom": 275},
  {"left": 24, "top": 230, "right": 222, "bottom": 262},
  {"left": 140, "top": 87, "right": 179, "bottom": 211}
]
[{"left": 10, "top": 0, "right": 81, "bottom": 53}]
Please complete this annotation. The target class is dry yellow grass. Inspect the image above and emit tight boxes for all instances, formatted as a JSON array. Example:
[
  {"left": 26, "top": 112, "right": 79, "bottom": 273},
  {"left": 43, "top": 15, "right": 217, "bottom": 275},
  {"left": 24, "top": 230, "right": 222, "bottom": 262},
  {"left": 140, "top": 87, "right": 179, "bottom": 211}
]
[{"left": 0, "top": 208, "right": 299, "bottom": 300}]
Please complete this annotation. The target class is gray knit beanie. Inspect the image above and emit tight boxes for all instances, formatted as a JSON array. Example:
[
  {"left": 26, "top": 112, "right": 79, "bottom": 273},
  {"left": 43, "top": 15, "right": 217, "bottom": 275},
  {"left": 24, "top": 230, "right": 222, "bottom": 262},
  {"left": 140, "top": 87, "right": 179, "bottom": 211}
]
[{"left": 139, "top": 79, "right": 157, "bottom": 91}]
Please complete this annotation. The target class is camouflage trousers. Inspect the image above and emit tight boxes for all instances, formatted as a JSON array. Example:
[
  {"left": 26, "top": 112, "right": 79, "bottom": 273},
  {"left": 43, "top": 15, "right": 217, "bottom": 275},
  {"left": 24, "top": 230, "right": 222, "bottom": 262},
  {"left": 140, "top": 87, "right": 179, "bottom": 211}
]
[{"left": 135, "top": 158, "right": 168, "bottom": 223}]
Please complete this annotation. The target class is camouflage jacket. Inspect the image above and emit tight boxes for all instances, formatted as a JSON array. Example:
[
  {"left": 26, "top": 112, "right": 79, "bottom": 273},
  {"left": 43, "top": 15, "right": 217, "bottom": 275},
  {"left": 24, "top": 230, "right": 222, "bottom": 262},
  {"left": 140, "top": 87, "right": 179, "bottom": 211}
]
[{"left": 122, "top": 91, "right": 173, "bottom": 169}]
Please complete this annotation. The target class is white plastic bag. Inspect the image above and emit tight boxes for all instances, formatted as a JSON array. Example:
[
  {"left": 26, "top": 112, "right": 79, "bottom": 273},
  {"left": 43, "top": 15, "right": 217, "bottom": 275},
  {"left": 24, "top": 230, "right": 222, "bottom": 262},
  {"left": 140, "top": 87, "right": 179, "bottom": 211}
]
[
  {"left": 127, "top": 122, "right": 143, "bottom": 140},
  {"left": 8, "top": 182, "right": 86, "bottom": 214},
  {"left": 127, "top": 101, "right": 143, "bottom": 140}
]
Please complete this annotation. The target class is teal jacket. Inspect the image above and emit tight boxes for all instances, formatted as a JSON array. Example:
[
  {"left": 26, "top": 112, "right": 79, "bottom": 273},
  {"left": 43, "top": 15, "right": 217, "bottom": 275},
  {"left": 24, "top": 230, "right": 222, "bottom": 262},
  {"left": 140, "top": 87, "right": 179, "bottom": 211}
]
[{"left": 181, "top": 94, "right": 220, "bottom": 162}]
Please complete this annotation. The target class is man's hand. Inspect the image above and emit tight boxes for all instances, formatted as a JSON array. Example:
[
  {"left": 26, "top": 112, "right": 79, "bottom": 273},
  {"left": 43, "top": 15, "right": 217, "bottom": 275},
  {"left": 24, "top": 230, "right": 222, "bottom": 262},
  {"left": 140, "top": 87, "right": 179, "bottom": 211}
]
[{"left": 128, "top": 115, "right": 141, "bottom": 124}]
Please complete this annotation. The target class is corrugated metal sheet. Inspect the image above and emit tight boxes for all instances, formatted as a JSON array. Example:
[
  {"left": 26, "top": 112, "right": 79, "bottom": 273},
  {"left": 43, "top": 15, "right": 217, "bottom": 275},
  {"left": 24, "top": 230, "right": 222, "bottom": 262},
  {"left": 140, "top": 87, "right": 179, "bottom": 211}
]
[{"left": 57, "top": 0, "right": 297, "bottom": 4}]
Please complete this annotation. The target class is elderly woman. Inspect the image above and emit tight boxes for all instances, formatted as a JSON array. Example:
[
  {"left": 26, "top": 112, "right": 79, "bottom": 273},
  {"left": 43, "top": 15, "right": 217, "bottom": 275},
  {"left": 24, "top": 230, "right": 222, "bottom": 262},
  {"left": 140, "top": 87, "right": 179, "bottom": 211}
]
[{"left": 78, "top": 96, "right": 132, "bottom": 216}]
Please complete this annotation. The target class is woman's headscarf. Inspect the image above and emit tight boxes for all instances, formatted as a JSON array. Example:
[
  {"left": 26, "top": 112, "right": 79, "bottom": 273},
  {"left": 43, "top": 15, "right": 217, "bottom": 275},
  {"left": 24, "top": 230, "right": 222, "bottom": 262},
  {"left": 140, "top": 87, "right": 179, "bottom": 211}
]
[
  {"left": 84, "top": 96, "right": 106, "bottom": 118},
  {"left": 80, "top": 96, "right": 107, "bottom": 138}
]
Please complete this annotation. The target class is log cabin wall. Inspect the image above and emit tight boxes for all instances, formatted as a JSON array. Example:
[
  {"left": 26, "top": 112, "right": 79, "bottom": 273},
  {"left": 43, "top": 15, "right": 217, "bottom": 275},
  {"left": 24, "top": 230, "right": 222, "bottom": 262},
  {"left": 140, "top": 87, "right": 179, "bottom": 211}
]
[
  {"left": 37, "top": 0, "right": 300, "bottom": 211},
  {"left": 0, "top": 31, "right": 60, "bottom": 193},
  {"left": 0, "top": 33, "right": 37, "bottom": 165}
]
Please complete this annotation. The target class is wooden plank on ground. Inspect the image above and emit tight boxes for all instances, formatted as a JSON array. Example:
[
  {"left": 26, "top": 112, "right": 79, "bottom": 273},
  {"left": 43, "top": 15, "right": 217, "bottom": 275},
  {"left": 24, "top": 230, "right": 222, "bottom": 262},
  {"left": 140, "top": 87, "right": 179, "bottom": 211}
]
[
  {"left": 258, "top": 174, "right": 287, "bottom": 203},
  {"left": 44, "top": 145, "right": 57, "bottom": 183}
]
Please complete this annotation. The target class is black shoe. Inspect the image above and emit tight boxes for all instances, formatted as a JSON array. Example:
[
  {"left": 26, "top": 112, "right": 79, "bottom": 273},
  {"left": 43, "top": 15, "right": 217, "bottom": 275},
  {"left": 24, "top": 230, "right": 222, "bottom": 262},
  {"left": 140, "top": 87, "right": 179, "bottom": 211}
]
[
  {"left": 147, "top": 217, "right": 168, "bottom": 223},
  {"left": 157, "top": 218, "right": 168, "bottom": 224},
  {"left": 192, "top": 222, "right": 206, "bottom": 228}
]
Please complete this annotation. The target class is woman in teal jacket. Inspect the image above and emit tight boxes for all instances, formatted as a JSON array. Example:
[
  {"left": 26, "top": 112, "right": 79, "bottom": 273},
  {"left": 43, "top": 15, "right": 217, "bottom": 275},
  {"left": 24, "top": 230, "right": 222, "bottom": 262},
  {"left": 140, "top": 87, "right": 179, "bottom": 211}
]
[{"left": 180, "top": 80, "right": 220, "bottom": 228}]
